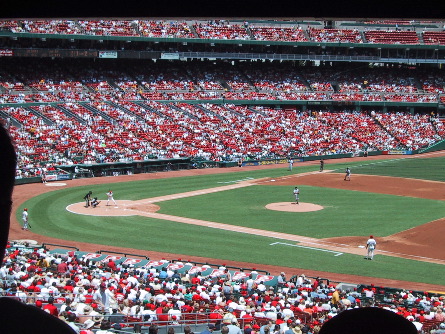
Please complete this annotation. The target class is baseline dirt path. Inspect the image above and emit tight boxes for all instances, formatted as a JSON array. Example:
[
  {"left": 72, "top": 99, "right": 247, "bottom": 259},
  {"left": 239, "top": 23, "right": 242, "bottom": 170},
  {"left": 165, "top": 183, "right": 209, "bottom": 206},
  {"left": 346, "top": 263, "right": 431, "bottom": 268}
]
[{"left": 9, "top": 152, "right": 445, "bottom": 292}]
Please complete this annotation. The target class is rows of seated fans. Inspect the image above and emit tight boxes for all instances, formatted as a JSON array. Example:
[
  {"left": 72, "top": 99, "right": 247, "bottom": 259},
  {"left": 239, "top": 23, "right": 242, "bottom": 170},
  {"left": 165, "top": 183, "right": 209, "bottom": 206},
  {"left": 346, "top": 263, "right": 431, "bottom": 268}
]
[
  {"left": 4, "top": 242, "right": 445, "bottom": 333},
  {"left": 0, "top": 60, "right": 443, "bottom": 103},
  {"left": 0, "top": 60, "right": 443, "bottom": 171},
  {"left": 1, "top": 19, "right": 445, "bottom": 44},
  {"left": 5, "top": 100, "right": 444, "bottom": 174}
]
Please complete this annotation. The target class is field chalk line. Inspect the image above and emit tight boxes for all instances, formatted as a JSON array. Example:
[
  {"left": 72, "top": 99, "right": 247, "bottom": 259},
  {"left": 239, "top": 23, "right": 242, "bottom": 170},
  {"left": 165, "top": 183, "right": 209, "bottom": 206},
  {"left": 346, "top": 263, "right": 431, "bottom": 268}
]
[{"left": 270, "top": 241, "right": 344, "bottom": 256}]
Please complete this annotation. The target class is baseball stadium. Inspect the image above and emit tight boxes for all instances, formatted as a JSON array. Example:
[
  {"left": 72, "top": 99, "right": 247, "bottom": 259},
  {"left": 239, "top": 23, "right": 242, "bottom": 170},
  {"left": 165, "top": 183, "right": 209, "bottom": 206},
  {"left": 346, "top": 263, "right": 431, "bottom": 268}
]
[{"left": 1, "top": 15, "right": 445, "bottom": 333}]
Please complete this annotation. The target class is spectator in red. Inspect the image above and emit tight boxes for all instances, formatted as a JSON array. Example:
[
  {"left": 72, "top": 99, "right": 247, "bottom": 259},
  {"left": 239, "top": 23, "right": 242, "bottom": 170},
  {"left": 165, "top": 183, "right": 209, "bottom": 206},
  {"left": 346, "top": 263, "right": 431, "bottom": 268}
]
[
  {"left": 156, "top": 303, "right": 170, "bottom": 323},
  {"left": 43, "top": 297, "right": 59, "bottom": 316},
  {"left": 35, "top": 300, "right": 43, "bottom": 309},
  {"left": 106, "top": 259, "right": 117, "bottom": 272},
  {"left": 241, "top": 308, "right": 254, "bottom": 323},
  {"left": 57, "top": 260, "right": 68, "bottom": 275},
  {"left": 191, "top": 274, "right": 201, "bottom": 285},
  {"left": 209, "top": 306, "right": 224, "bottom": 323}
]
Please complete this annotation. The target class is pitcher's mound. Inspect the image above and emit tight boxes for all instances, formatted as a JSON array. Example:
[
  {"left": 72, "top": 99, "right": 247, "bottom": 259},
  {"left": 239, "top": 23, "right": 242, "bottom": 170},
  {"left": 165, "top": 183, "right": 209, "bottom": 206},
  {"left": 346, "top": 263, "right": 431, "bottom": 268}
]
[{"left": 266, "top": 202, "right": 324, "bottom": 212}]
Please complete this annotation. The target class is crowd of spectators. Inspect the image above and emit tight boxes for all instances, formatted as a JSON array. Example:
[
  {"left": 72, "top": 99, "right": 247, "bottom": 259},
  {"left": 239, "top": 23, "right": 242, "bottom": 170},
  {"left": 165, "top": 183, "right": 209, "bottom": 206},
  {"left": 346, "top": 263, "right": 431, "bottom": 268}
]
[
  {"left": 307, "top": 28, "right": 363, "bottom": 43},
  {"left": 1, "top": 19, "right": 445, "bottom": 45},
  {"left": 1, "top": 242, "right": 445, "bottom": 333},
  {"left": 193, "top": 21, "right": 251, "bottom": 40},
  {"left": 5, "top": 90, "right": 438, "bottom": 104},
  {"left": 241, "top": 66, "right": 309, "bottom": 93},
  {"left": 138, "top": 21, "right": 194, "bottom": 39},
  {"left": 0, "top": 59, "right": 443, "bottom": 104},
  {"left": 21, "top": 20, "right": 83, "bottom": 35},
  {"left": 374, "top": 112, "right": 441, "bottom": 150},
  {"left": 0, "top": 59, "right": 444, "bottom": 174},
  {"left": 4, "top": 100, "right": 445, "bottom": 175},
  {"left": 250, "top": 26, "right": 308, "bottom": 42}
]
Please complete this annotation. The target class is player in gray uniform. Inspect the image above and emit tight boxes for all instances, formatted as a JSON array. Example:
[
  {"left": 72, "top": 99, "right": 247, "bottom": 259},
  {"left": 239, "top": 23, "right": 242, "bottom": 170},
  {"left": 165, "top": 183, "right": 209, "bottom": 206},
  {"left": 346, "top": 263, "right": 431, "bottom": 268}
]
[
  {"left": 344, "top": 167, "right": 351, "bottom": 181},
  {"left": 288, "top": 158, "right": 294, "bottom": 171},
  {"left": 293, "top": 186, "right": 300, "bottom": 204},
  {"left": 22, "top": 208, "right": 29, "bottom": 230}
]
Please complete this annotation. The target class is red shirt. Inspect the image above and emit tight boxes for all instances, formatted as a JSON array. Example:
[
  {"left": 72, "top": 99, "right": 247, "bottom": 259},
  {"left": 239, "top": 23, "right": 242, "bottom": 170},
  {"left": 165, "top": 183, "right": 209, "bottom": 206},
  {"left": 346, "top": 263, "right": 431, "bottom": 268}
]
[
  {"left": 64, "top": 285, "right": 74, "bottom": 292},
  {"left": 107, "top": 260, "right": 117, "bottom": 271},
  {"left": 157, "top": 307, "right": 169, "bottom": 322},
  {"left": 57, "top": 262, "right": 68, "bottom": 273},
  {"left": 43, "top": 303, "right": 59, "bottom": 316},
  {"left": 84, "top": 294, "right": 94, "bottom": 304},
  {"left": 181, "top": 304, "right": 193, "bottom": 313},
  {"left": 242, "top": 314, "right": 254, "bottom": 323},
  {"left": 209, "top": 311, "right": 223, "bottom": 322}
]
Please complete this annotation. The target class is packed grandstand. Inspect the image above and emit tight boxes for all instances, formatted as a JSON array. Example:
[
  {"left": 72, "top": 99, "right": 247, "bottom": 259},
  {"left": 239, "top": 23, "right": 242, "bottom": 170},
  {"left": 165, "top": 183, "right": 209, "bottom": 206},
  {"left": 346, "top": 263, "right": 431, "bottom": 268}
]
[
  {"left": 1, "top": 18, "right": 445, "bottom": 333},
  {"left": 4, "top": 240, "right": 445, "bottom": 334}
]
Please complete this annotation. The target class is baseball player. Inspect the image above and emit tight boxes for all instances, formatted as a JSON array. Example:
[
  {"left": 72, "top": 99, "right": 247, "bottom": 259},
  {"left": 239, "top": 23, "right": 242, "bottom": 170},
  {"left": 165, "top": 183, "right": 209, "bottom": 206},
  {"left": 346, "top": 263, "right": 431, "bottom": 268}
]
[
  {"left": 344, "top": 167, "right": 351, "bottom": 181},
  {"left": 366, "top": 235, "right": 377, "bottom": 260},
  {"left": 22, "top": 208, "right": 29, "bottom": 231},
  {"left": 288, "top": 158, "right": 294, "bottom": 171},
  {"left": 91, "top": 197, "right": 101, "bottom": 208},
  {"left": 320, "top": 159, "right": 324, "bottom": 172},
  {"left": 293, "top": 186, "right": 300, "bottom": 204},
  {"left": 106, "top": 190, "right": 117, "bottom": 206}
]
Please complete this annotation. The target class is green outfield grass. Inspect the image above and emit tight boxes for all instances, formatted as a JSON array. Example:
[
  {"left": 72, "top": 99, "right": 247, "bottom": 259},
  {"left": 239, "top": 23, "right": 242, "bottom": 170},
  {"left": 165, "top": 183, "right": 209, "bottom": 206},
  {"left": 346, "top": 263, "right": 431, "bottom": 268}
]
[
  {"left": 331, "top": 155, "right": 445, "bottom": 181},
  {"left": 17, "top": 154, "right": 445, "bottom": 286}
]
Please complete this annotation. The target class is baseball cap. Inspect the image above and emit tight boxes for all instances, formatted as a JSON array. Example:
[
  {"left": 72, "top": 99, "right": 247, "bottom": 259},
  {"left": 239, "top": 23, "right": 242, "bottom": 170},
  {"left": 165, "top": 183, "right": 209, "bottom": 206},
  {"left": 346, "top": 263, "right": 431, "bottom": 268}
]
[{"left": 208, "top": 324, "right": 216, "bottom": 330}]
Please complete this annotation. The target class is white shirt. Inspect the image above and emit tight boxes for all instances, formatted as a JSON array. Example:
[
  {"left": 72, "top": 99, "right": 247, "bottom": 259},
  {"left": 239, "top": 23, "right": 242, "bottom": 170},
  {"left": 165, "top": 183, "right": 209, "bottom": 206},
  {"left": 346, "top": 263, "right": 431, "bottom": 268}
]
[{"left": 367, "top": 238, "right": 376, "bottom": 250}]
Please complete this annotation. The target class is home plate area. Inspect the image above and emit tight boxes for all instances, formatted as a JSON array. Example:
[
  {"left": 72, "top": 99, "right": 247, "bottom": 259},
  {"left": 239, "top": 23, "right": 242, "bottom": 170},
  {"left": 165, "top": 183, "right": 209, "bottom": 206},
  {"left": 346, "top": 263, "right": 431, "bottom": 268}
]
[
  {"left": 265, "top": 202, "right": 324, "bottom": 212},
  {"left": 66, "top": 200, "right": 160, "bottom": 217}
]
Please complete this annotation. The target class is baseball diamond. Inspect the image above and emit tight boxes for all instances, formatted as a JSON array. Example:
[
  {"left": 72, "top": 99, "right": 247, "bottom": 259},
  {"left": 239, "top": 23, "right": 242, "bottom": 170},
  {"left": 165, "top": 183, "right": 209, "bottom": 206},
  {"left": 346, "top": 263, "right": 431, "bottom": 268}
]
[{"left": 10, "top": 152, "right": 445, "bottom": 292}]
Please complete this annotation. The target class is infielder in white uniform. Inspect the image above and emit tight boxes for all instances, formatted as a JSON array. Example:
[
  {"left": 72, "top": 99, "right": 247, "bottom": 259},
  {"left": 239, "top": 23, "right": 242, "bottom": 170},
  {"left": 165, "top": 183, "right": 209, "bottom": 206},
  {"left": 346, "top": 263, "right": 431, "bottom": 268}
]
[
  {"left": 293, "top": 186, "right": 300, "bottom": 204},
  {"left": 366, "top": 235, "right": 377, "bottom": 260},
  {"left": 106, "top": 190, "right": 117, "bottom": 206}
]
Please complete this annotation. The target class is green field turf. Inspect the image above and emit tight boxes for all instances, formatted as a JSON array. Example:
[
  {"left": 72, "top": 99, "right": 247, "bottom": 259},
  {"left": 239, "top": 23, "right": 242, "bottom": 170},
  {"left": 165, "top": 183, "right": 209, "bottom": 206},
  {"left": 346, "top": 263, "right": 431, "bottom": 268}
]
[
  {"left": 331, "top": 155, "right": 445, "bottom": 181},
  {"left": 17, "top": 154, "right": 445, "bottom": 286},
  {"left": 157, "top": 185, "right": 445, "bottom": 238}
]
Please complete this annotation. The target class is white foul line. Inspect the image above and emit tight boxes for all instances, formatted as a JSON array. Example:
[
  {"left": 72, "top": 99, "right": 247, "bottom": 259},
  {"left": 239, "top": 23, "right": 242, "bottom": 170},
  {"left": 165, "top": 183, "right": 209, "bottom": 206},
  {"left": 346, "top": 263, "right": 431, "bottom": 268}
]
[{"left": 270, "top": 241, "right": 344, "bottom": 256}]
